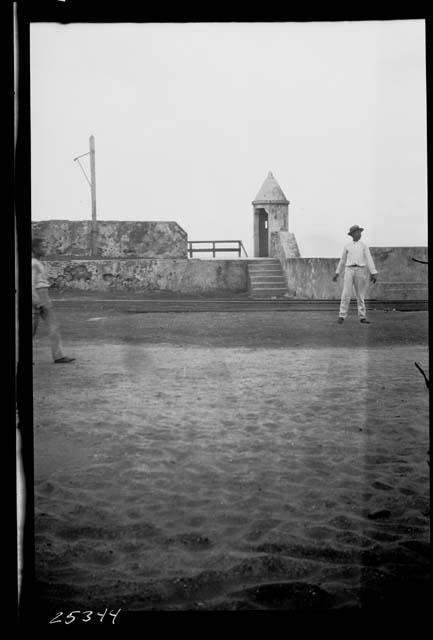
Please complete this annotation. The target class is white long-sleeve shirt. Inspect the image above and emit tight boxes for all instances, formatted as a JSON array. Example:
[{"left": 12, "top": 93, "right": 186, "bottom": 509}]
[
  {"left": 32, "top": 257, "right": 50, "bottom": 289},
  {"left": 335, "top": 240, "right": 378, "bottom": 275}
]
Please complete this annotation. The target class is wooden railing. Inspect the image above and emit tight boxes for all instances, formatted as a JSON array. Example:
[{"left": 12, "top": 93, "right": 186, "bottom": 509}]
[{"left": 188, "top": 240, "right": 248, "bottom": 258}]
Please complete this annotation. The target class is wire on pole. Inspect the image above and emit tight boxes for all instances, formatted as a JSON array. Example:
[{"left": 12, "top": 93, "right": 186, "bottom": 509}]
[
  {"left": 73, "top": 139, "right": 97, "bottom": 258},
  {"left": 74, "top": 157, "right": 92, "bottom": 187}
]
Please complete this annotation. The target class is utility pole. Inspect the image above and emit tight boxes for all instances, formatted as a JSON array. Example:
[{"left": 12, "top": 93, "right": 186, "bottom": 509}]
[
  {"left": 73, "top": 135, "right": 98, "bottom": 257},
  {"left": 89, "top": 135, "right": 97, "bottom": 257}
]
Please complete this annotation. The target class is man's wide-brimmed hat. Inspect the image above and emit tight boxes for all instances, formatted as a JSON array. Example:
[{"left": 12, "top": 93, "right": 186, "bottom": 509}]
[{"left": 348, "top": 225, "right": 364, "bottom": 236}]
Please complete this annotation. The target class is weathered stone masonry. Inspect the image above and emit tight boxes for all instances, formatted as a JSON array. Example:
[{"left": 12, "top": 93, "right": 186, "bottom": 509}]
[
  {"left": 43, "top": 258, "right": 249, "bottom": 295},
  {"left": 32, "top": 219, "right": 248, "bottom": 294},
  {"left": 31, "top": 220, "right": 188, "bottom": 259},
  {"left": 32, "top": 192, "right": 427, "bottom": 299},
  {"left": 283, "top": 247, "right": 428, "bottom": 300}
]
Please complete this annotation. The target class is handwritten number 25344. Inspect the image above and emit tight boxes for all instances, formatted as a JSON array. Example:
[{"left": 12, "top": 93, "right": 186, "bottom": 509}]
[{"left": 49, "top": 608, "right": 121, "bottom": 624}]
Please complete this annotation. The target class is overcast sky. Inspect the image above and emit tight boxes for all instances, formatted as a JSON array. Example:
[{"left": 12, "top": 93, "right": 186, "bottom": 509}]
[{"left": 30, "top": 20, "right": 427, "bottom": 258}]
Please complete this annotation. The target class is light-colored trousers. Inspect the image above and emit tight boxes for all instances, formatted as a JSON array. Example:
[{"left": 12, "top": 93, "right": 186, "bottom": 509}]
[
  {"left": 32, "top": 288, "right": 64, "bottom": 361},
  {"left": 339, "top": 266, "right": 368, "bottom": 319}
]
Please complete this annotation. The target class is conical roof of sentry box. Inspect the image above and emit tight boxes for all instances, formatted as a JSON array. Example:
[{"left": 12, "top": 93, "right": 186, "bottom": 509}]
[{"left": 252, "top": 171, "right": 289, "bottom": 205}]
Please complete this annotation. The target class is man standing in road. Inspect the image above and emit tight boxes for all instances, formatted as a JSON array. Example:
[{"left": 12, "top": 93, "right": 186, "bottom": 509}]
[
  {"left": 32, "top": 237, "right": 75, "bottom": 363},
  {"left": 332, "top": 225, "right": 378, "bottom": 324}
]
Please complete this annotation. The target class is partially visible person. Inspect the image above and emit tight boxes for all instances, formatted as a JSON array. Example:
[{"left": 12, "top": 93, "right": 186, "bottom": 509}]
[
  {"left": 332, "top": 225, "right": 378, "bottom": 324},
  {"left": 32, "top": 237, "right": 75, "bottom": 364}
]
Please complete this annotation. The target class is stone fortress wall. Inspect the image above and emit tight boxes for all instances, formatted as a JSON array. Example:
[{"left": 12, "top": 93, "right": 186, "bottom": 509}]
[
  {"left": 31, "top": 220, "right": 188, "bottom": 259},
  {"left": 31, "top": 220, "right": 248, "bottom": 295},
  {"left": 31, "top": 170, "right": 427, "bottom": 299},
  {"left": 283, "top": 247, "right": 428, "bottom": 300},
  {"left": 32, "top": 218, "right": 427, "bottom": 299}
]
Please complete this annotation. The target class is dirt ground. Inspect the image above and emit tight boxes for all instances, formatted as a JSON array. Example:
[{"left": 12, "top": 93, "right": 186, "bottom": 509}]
[{"left": 27, "top": 302, "right": 430, "bottom": 618}]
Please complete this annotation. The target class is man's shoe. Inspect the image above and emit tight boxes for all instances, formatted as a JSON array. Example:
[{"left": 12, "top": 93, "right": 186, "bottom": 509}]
[
  {"left": 54, "top": 357, "right": 76, "bottom": 363},
  {"left": 337, "top": 317, "right": 344, "bottom": 324},
  {"left": 360, "top": 318, "right": 371, "bottom": 324}
]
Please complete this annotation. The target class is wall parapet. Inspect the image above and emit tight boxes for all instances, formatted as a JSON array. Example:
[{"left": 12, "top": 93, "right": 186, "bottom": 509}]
[
  {"left": 42, "top": 258, "right": 248, "bottom": 294},
  {"left": 282, "top": 247, "right": 428, "bottom": 300},
  {"left": 31, "top": 220, "right": 188, "bottom": 259}
]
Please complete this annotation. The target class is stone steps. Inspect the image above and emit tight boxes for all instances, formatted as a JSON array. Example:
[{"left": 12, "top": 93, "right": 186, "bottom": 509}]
[{"left": 247, "top": 259, "right": 289, "bottom": 298}]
